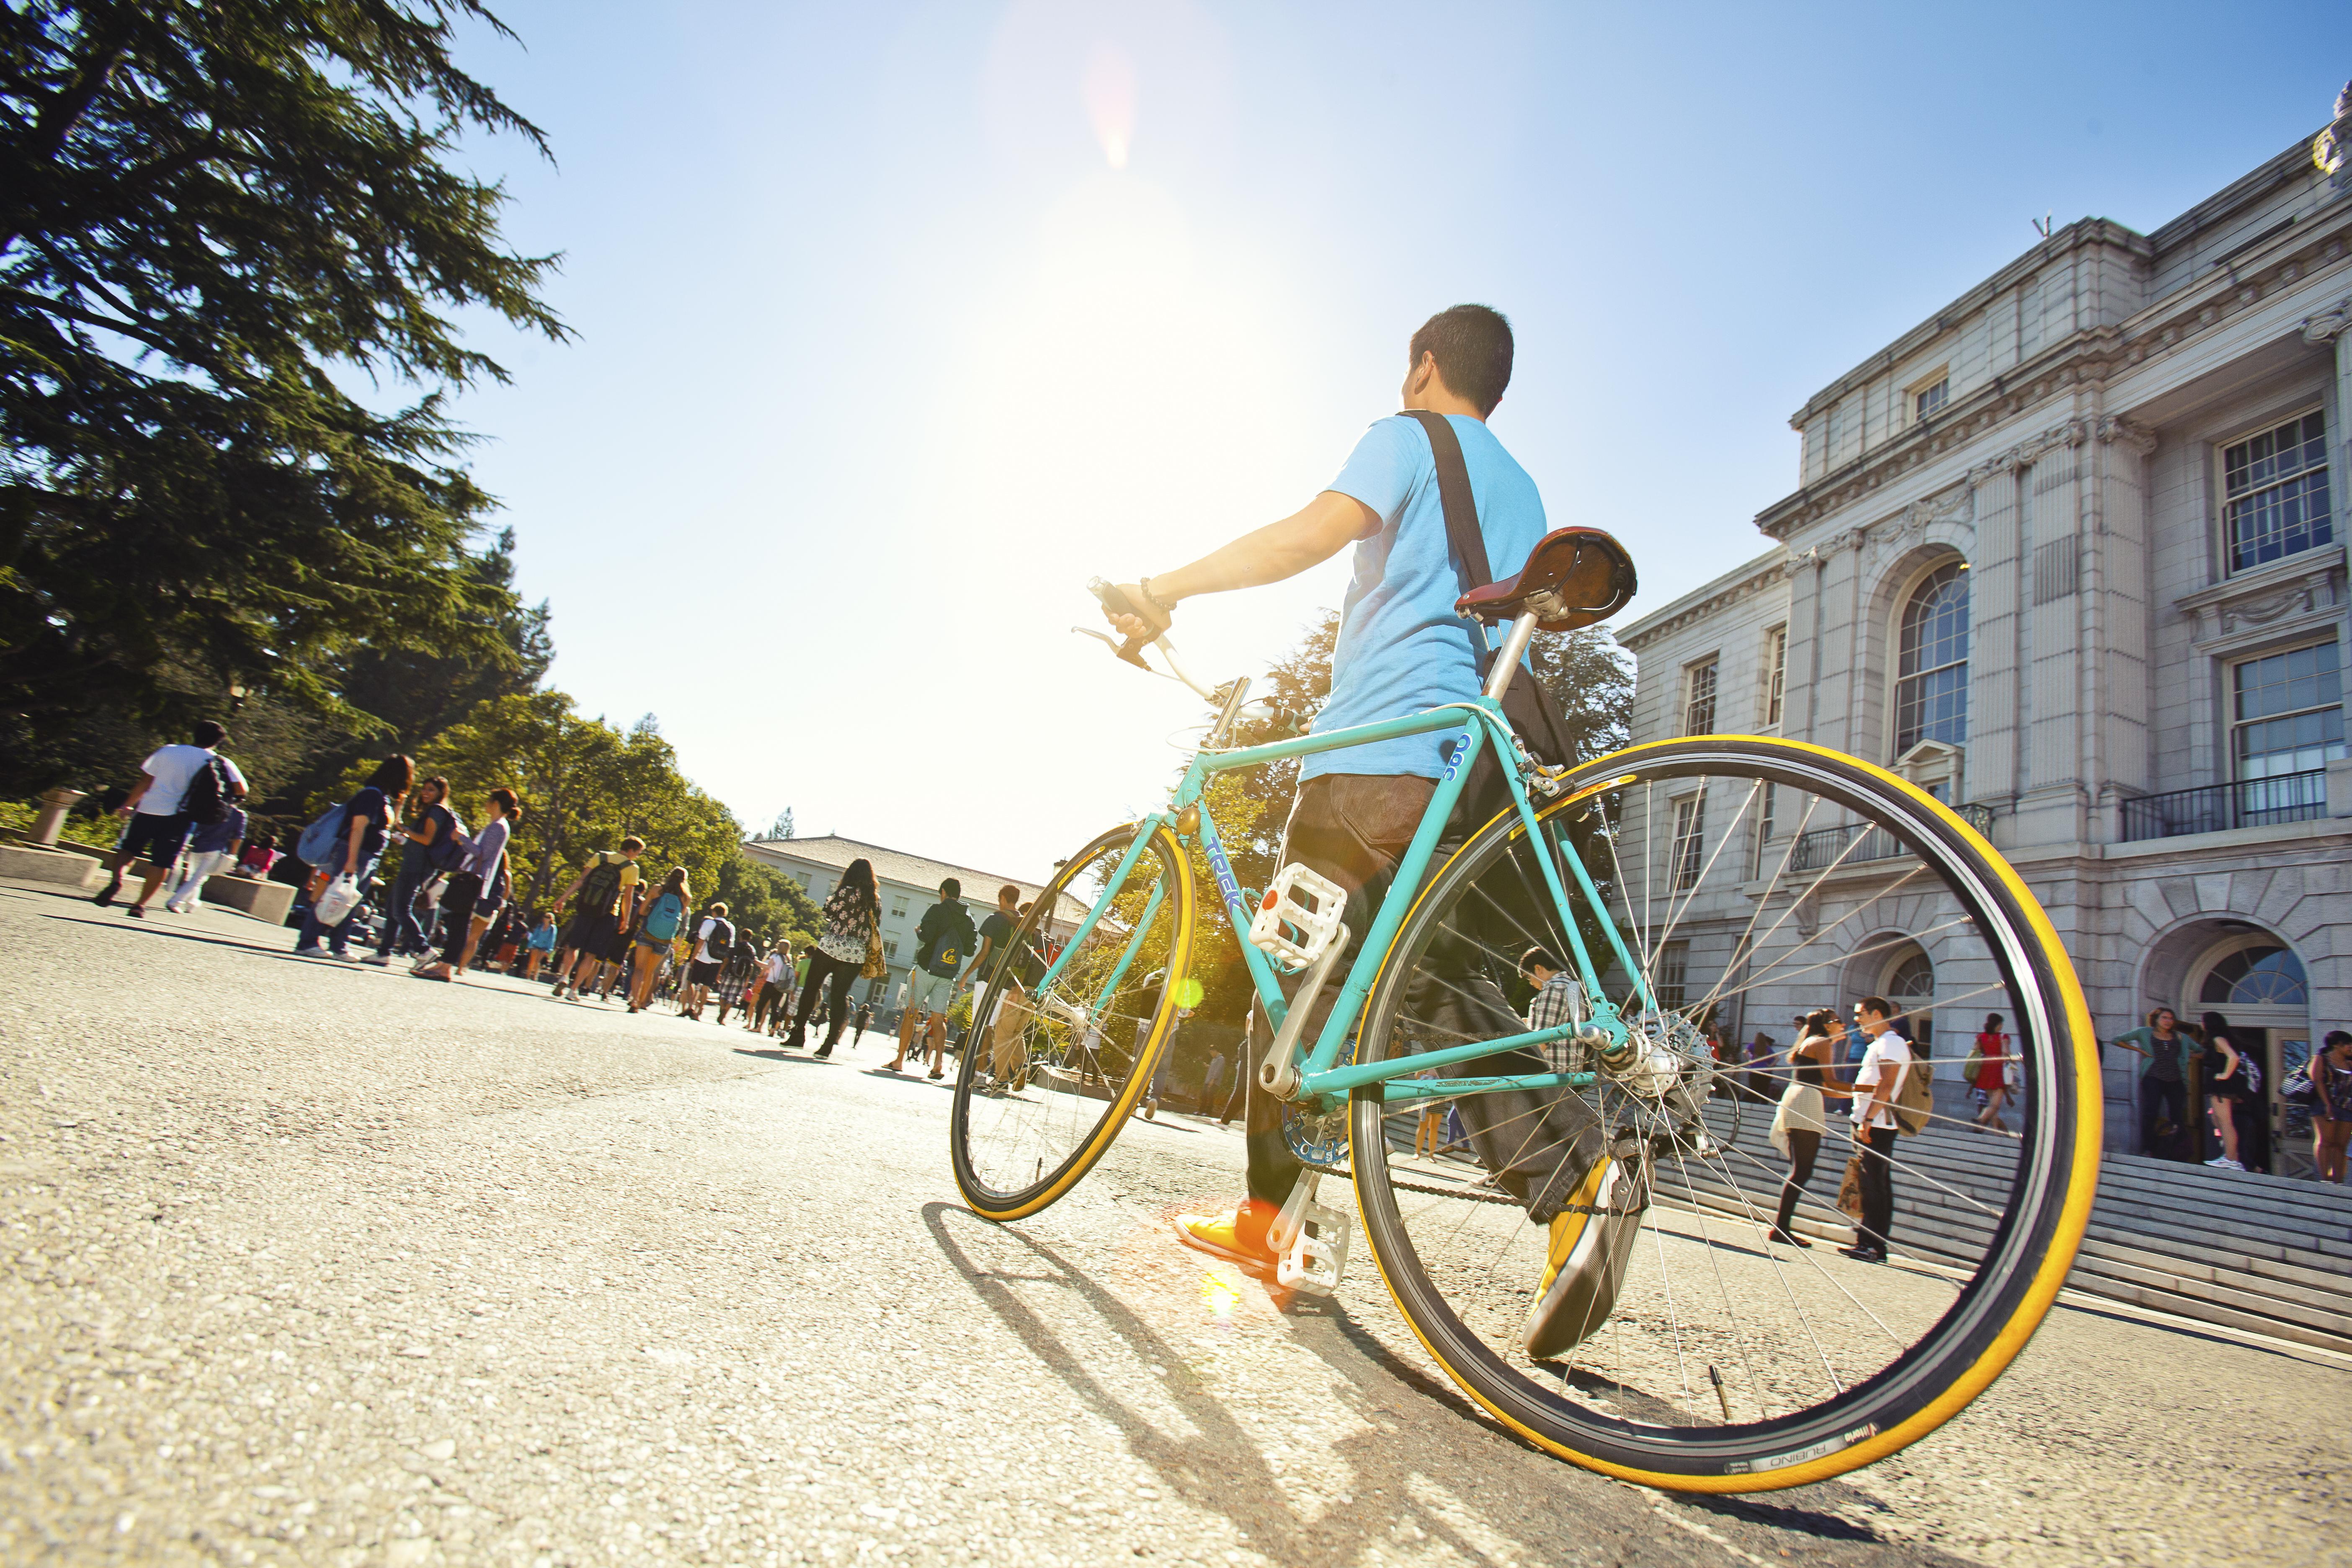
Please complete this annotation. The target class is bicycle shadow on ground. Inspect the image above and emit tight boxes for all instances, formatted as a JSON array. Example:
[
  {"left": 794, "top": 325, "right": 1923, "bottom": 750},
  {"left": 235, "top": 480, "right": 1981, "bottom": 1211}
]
[{"left": 921, "top": 1201, "right": 1519, "bottom": 1568}]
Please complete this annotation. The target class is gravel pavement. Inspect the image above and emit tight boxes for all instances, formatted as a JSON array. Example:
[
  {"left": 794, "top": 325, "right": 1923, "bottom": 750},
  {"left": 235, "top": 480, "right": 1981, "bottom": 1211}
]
[{"left": 2, "top": 879, "right": 2343, "bottom": 1568}]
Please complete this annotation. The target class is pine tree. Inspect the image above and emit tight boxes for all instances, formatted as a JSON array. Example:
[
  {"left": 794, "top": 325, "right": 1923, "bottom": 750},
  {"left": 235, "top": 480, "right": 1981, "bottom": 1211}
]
[{"left": 0, "top": 1, "right": 566, "bottom": 789}]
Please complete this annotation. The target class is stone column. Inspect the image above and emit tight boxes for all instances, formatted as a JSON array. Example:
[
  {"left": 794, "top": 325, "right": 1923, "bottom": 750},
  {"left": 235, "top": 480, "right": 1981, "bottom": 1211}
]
[
  {"left": 2303, "top": 294, "right": 2352, "bottom": 532},
  {"left": 1963, "top": 459, "right": 2024, "bottom": 813}
]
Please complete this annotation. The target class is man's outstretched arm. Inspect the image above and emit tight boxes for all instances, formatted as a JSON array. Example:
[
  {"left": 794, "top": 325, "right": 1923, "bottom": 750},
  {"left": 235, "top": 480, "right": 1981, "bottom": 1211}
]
[{"left": 1103, "top": 490, "right": 1377, "bottom": 641}]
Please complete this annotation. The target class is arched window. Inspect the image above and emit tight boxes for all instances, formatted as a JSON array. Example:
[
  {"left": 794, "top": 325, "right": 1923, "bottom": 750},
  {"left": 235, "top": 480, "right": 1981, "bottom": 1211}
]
[
  {"left": 2197, "top": 944, "right": 2307, "bottom": 1007},
  {"left": 1895, "top": 562, "right": 1969, "bottom": 753}
]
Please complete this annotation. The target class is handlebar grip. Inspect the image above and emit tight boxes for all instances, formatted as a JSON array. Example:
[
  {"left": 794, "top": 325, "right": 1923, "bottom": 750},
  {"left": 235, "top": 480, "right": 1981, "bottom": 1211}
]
[{"left": 1085, "top": 578, "right": 1156, "bottom": 670}]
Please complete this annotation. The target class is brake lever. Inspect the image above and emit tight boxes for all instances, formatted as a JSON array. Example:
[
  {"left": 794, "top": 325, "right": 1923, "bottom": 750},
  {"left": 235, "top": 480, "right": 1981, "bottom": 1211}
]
[{"left": 1084, "top": 577, "right": 1159, "bottom": 670}]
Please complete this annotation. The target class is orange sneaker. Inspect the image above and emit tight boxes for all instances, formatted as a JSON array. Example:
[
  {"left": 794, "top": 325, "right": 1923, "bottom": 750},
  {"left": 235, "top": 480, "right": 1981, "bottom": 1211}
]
[{"left": 1173, "top": 1197, "right": 1280, "bottom": 1277}]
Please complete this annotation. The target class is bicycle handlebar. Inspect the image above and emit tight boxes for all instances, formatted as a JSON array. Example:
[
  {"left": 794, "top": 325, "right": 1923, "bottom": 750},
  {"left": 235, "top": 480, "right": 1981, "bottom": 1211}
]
[
  {"left": 1078, "top": 578, "right": 1222, "bottom": 702},
  {"left": 1083, "top": 578, "right": 1157, "bottom": 670}
]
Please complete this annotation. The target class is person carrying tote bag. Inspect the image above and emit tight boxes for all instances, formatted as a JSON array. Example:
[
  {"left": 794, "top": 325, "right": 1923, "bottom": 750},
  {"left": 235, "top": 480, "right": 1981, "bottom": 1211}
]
[
  {"left": 787, "top": 858, "right": 880, "bottom": 1060},
  {"left": 1769, "top": 1009, "right": 1859, "bottom": 1249}
]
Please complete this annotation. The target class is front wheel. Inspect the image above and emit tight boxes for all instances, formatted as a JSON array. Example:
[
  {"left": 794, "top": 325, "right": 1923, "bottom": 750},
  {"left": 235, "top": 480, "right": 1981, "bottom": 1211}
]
[
  {"left": 1347, "top": 736, "right": 2100, "bottom": 1492},
  {"left": 949, "top": 821, "right": 1195, "bottom": 1221}
]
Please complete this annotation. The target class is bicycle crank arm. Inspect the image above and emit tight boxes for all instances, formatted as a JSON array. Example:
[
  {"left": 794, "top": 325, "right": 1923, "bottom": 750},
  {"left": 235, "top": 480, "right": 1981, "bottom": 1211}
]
[{"left": 1258, "top": 922, "right": 1349, "bottom": 1101}]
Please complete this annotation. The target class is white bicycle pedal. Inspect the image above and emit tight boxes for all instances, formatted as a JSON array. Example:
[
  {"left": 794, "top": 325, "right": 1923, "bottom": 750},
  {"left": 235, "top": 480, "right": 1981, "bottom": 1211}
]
[
  {"left": 1268, "top": 1172, "right": 1350, "bottom": 1295},
  {"left": 1248, "top": 862, "right": 1347, "bottom": 973}
]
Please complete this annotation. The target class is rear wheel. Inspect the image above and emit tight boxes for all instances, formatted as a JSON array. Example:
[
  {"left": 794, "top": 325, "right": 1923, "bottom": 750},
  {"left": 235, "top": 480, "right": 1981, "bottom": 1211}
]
[
  {"left": 1347, "top": 736, "right": 2099, "bottom": 1491},
  {"left": 950, "top": 822, "right": 1195, "bottom": 1221}
]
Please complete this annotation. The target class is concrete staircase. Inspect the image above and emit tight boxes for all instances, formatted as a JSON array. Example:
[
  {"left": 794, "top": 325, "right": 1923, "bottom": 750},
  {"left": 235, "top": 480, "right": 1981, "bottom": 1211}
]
[{"left": 1650, "top": 1097, "right": 2352, "bottom": 1356}]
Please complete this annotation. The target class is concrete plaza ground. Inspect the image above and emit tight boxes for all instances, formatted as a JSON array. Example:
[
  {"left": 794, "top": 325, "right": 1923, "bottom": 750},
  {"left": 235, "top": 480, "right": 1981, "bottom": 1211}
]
[{"left": 0, "top": 877, "right": 2344, "bottom": 1568}]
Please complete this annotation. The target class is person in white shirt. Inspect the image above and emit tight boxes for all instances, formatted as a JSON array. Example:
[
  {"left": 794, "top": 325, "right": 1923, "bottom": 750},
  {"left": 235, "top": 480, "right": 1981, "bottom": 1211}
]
[
  {"left": 95, "top": 720, "right": 248, "bottom": 918},
  {"left": 680, "top": 901, "right": 733, "bottom": 1020},
  {"left": 748, "top": 944, "right": 792, "bottom": 1034},
  {"left": 1843, "top": 996, "right": 1912, "bottom": 1263}
]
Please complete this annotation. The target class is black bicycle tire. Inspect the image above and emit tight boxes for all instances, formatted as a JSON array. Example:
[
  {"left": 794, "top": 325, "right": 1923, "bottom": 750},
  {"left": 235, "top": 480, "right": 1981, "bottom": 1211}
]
[
  {"left": 948, "top": 821, "right": 1196, "bottom": 1222},
  {"left": 1347, "top": 735, "right": 2100, "bottom": 1492}
]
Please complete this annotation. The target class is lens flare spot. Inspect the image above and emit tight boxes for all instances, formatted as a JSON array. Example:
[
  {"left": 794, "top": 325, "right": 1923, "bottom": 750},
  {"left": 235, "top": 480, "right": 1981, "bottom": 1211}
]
[
  {"left": 1201, "top": 1271, "right": 1240, "bottom": 1319},
  {"left": 1173, "top": 975, "right": 1204, "bottom": 1010},
  {"left": 1083, "top": 41, "right": 1136, "bottom": 170}
]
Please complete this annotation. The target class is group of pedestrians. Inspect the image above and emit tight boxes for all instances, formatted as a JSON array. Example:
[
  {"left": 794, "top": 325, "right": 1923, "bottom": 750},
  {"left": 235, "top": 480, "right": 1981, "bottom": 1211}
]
[{"left": 2110, "top": 1006, "right": 2352, "bottom": 1180}]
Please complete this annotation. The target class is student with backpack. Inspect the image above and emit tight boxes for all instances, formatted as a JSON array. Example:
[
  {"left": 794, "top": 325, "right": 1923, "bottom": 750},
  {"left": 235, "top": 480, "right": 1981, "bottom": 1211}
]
[
  {"left": 294, "top": 756, "right": 413, "bottom": 959},
  {"left": 681, "top": 901, "right": 734, "bottom": 1020},
  {"left": 95, "top": 720, "right": 248, "bottom": 919},
  {"left": 626, "top": 868, "right": 694, "bottom": 1014},
  {"left": 550, "top": 836, "right": 645, "bottom": 1002},
  {"left": 415, "top": 789, "right": 520, "bottom": 982},
  {"left": 1841, "top": 996, "right": 1914, "bottom": 1263},
  {"left": 365, "top": 776, "right": 464, "bottom": 964},
  {"left": 890, "top": 878, "right": 977, "bottom": 1075},
  {"left": 164, "top": 797, "right": 248, "bottom": 914}
]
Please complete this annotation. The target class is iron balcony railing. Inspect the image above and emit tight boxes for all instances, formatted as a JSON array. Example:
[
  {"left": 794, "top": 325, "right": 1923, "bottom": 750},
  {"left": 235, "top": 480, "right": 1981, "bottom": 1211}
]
[
  {"left": 1787, "top": 802, "right": 1996, "bottom": 873},
  {"left": 2116, "top": 768, "right": 2330, "bottom": 843}
]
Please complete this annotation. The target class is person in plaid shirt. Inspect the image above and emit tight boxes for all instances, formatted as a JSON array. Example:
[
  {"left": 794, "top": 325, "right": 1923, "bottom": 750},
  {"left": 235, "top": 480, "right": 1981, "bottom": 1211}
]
[{"left": 1519, "top": 947, "right": 1587, "bottom": 1073}]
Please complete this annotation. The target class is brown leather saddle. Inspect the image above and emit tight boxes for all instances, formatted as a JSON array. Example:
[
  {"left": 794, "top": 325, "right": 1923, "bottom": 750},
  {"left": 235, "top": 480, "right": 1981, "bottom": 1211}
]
[{"left": 1455, "top": 526, "right": 1638, "bottom": 632}]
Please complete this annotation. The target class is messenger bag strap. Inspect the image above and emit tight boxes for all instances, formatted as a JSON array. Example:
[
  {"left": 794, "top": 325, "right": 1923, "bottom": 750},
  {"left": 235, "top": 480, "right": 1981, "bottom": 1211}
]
[{"left": 1401, "top": 409, "right": 1492, "bottom": 593}]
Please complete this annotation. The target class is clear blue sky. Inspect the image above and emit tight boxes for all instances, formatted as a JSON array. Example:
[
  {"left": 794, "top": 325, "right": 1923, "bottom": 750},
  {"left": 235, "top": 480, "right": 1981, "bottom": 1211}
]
[{"left": 438, "top": 0, "right": 2343, "bottom": 878}]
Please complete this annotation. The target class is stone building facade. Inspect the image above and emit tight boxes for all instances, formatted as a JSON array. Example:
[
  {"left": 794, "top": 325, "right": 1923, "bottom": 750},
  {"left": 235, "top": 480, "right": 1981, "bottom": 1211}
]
[
  {"left": 1617, "top": 130, "right": 2352, "bottom": 1162},
  {"left": 740, "top": 834, "right": 1081, "bottom": 1009}
]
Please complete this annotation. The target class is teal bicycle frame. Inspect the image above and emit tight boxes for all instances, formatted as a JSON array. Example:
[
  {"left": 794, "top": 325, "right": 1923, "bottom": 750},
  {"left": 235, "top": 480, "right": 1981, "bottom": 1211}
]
[{"left": 1029, "top": 652, "right": 1663, "bottom": 1112}]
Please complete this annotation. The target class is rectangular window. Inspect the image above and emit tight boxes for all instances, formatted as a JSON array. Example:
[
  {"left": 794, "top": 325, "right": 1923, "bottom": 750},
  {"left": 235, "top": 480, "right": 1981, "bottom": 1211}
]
[
  {"left": 1655, "top": 941, "right": 1689, "bottom": 1011},
  {"left": 1914, "top": 375, "right": 1949, "bottom": 421},
  {"left": 884, "top": 939, "right": 899, "bottom": 961},
  {"left": 890, "top": 897, "right": 908, "bottom": 918},
  {"left": 1671, "top": 794, "right": 1706, "bottom": 892},
  {"left": 1682, "top": 656, "right": 1719, "bottom": 735},
  {"left": 2231, "top": 641, "right": 2345, "bottom": 821},
  {"left": 1762, "top": 626, "right": 1787, "bottom": 729},
  {"left": 1752, "top": 782, "right": 1777, "bottom": 880},
  {"left": 2224, "top": 410, "right": 2331, "bottom": 573}
]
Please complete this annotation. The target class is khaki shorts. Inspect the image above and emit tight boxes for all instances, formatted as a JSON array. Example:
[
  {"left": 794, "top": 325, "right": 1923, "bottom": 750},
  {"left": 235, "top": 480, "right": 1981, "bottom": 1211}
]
[{"left": 905, "top": 967, "right": 955, "bottom": 1017}]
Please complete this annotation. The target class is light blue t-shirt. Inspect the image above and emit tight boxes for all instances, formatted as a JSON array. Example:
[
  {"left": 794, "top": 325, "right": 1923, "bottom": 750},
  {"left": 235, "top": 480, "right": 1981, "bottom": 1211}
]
[{"left": 1301, "top": 414, "right": 1548, "bottom": 783}]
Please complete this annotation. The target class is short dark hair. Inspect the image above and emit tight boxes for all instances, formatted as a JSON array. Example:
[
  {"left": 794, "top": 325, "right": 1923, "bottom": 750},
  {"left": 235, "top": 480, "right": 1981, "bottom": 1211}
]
[
  {"left": 940, "top": 877, "right": 960, "bottom": 899},
  {"left": 193, "top": 720, "right": 228, "bottom": 748},
  {"left": 999, "top": 883, "right": 1021, "bottom": 904},
  {"left": 365, "top": 753, "right": 415, "bottom": 798},
  {"left": 1519, "top": 946, "right": 1563, "bottom": 974},
  {"left": 1410, "top": 304, "right": 1514, "bottom": 416},
  {"left": 621, "top": 835, "right": 646, "bottom": 854},
  {"left": 1857, "top": 995, "right": 1893, "bottom": 1020}
]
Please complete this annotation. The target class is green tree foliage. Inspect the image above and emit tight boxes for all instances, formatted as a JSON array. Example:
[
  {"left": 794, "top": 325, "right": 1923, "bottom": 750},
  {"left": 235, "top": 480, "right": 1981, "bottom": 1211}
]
[
  {"left": 391, "top": 692, "right": 820, "bottom": 941},
  {"left": 0, "top": 0, "right": 566, "bottom": 788}
]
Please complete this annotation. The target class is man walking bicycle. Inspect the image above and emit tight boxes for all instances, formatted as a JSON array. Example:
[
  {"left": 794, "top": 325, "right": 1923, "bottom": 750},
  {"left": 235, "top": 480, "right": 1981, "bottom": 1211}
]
[{"left": 1100, "top": 305, "right": 1607, "bottom": 1349}]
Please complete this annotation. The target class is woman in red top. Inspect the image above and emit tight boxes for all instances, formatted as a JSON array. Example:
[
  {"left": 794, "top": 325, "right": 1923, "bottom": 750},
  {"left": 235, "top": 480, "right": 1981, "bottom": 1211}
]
[{"left": 1972, "top": 1012, "right": 2012, "bottom": 1132}]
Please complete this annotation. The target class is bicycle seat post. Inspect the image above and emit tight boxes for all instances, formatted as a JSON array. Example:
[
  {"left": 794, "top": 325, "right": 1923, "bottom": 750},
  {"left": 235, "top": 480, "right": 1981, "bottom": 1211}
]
[{"left": 1483, "top": 610, "right": 1542, "bottom": 701}]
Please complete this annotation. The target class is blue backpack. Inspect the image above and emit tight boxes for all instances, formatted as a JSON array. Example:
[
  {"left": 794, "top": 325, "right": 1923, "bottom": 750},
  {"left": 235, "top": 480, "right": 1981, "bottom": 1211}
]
[
  {"left": 641, "top": 891, "right": 686, "bottom": 943},
  {"left": 295, "top": 804, "right": 349, "bottom": 867}
]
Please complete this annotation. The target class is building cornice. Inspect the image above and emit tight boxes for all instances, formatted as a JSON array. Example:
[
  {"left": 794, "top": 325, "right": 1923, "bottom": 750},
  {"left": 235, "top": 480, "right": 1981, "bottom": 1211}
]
[
  {"left": 1786, "top": 132, "right": 2331, "bottom": 428},
  {"left": 1786, "top": 219, "right": 2154, "bottom": 426},
  {"left": 1619, "top": 551, "right": 1792, "bottom": 651},
  {"left": 1756, "top": 209, "right": 2352, "bottom": 541}
]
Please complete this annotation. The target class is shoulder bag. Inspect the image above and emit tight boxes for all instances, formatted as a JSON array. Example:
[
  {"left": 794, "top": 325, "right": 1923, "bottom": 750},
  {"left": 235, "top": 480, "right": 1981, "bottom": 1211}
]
[{"left": 1400, "top": 410, "right": 1583, "bottom": 819}]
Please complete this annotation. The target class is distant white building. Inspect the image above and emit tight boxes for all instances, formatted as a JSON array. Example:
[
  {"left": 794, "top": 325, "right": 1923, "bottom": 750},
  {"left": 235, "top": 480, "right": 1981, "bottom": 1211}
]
[
  {"left": 1617, "top": 124, "right": 2351, "bottom": 1158},
  {"left": 740, "top": 834, "right": 1084, "bottom": 1004}
]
